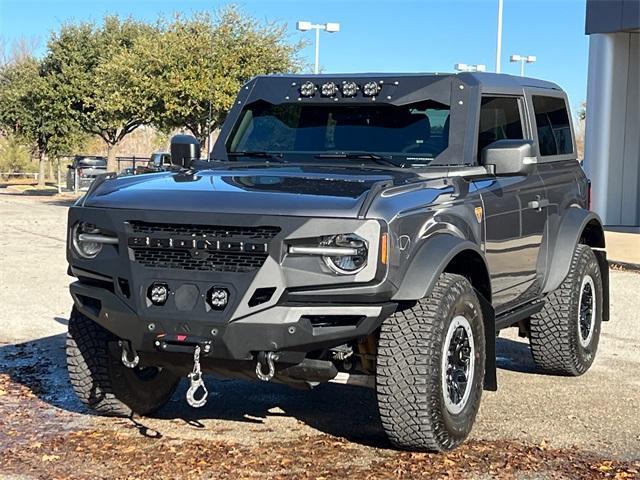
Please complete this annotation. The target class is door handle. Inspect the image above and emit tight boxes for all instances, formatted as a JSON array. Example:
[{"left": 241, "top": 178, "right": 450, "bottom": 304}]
[{"left": 528, "top": 197, "right": 549, "bottom": 210}]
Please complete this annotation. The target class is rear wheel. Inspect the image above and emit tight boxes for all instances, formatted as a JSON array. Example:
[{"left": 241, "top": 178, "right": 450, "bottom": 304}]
[
  {"left": 66, "top": 307, "right": 179, "bottom": 416},
  {"left": 529, "top": 244, "right": 603, "bottom": 375},
  {"left": 376, "top": 273, "right": 485, "bottom": 451}
]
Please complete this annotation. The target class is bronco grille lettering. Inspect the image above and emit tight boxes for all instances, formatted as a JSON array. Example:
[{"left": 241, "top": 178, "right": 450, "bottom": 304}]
[{"left": 126, "top": 221, "right": 278, "bottom": 272}]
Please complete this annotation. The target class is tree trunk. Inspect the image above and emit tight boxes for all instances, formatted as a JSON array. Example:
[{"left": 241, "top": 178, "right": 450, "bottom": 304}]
[
  {"left": 38, "top": 151, "right": 47, "bottom": 188},
  {"left": 107, "top": 144, "right": 118, "bottom": 173}
]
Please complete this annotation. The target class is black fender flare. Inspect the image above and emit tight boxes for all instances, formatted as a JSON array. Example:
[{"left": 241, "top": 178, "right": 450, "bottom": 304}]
[
  {"left": 543, "top": 208, "right": 605, "bottom": 294},
  {"left": 392, "top": 233, "right": 489, "bottom": 301},
  {"left": 391, "top": 233, "right": 497, "bottom": 391}
]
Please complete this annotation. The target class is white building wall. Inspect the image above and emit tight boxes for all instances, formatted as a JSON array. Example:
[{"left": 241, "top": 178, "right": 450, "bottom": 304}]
[{"left": 584, "top": 32, "right": 640, "bottom": 228}]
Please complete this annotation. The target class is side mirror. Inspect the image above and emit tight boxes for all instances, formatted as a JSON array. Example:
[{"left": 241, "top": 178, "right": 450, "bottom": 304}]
[
  {"left": 170, "top": 135, "right": 201, "bottom": 169},
  {"left": 482, "top": 139, "right": 537, "bottom": 176}
]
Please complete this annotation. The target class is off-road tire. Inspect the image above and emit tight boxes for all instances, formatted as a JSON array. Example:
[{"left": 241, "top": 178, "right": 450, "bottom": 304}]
[
  {"left": 66, "top": 307, "right": 179, "bottom": 416},
  {"left": 376, "top": 273, "right": 485, "bottom": 451},
  {"left": 529, "top": 244, "right": 603, "bottom": 376}
]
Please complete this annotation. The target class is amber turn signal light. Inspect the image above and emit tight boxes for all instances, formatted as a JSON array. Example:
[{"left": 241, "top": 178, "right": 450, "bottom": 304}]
[{"left": 380, "top": 233, "right": 388, "bottom": 265}]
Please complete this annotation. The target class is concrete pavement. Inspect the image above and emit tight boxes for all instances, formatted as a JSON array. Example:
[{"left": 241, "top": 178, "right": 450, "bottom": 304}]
[{"left": 0, "top": 188, "right": 638, "bottom": 479}]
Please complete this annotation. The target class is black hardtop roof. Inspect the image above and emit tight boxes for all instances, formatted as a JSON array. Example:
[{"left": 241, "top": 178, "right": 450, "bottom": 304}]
[{"left": 251, "top": 72, "right": 562, "bottom": 92}]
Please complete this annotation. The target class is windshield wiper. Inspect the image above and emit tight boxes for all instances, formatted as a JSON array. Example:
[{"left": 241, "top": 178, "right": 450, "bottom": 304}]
[
  {"left": 314, "top": 152, "right": 404, "bottom": 168},
  {"left": 227, "top": 151, "right": 286, "bottom": 162}
]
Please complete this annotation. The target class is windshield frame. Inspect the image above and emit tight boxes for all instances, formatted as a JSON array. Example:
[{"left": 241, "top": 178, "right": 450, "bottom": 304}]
[
  {"left": 225, "top": 100, "right": 453, "bottom": 167},
  {"left": 211, "top": 74, "right": 473, "bottom": 168}
]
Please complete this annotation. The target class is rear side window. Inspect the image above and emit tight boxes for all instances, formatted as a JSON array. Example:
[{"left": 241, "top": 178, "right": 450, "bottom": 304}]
[
  {"left": 477, "top": 96, "right": 524, "bottom": 160},
  {"left": 532, "top": 96, "right": 573, "bottom": 156}
]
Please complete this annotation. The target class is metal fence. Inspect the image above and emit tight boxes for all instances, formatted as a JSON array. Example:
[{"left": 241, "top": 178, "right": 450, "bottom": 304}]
[
  {"left": 1, "top": 155, "right": 153, "bottom": 194},
  {"left": 116, "top": 156, "right": 150, "bottom": 173}
]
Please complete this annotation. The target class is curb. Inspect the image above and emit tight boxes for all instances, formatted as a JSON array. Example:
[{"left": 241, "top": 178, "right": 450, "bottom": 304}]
[{"left": 608, "top": 260, "right": 640, "bottom": 272}]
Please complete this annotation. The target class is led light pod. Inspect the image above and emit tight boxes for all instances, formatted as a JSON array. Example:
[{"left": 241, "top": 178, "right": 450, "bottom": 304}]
[
  {"left": 321, "top": 82, "right": 339, "bottom": 97},
  {"left": 341, "top": 81, "right": 358, "bottom": 97},
  {"left": 362, "top": 81, "right": 381, "bottom": 97},
  {"left": 148, "top": 283, "right": 169, "bottom": 306},
  {"left": 207, "top": 286, "right": 229, "bottom": 310},
  {"left": 299, "top": 81, "right": 316, "bottom": 97}
]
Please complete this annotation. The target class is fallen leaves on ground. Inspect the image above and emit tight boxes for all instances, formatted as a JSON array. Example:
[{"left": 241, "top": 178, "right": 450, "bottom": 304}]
[
  {"left": 0, "top": 427, "right": 638, "bottom": 480},
  {"left": 1, "top": 354, "right": 638, "bottom": 479}
]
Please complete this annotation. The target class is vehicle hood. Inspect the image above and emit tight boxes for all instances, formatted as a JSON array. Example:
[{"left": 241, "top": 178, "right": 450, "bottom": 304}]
[{"left": 82, "top": 167, "right": 424, "bottom": 218}]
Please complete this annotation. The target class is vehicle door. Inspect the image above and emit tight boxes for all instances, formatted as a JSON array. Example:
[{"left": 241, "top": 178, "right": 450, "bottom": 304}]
[
  {"left": 526, "top": 92, "right": 580, "bottom": 284},
  {"left": 472, "top": 95, "right": 548, "bottom": 312}
]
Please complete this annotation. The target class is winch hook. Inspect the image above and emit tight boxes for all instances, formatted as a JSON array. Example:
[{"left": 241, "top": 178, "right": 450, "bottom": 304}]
[
  {"left": 255, "top": 351, "right": 278, "bottom": 382},
  {"left": 186, "top": 345, "right": 208, "bottom": 408}
]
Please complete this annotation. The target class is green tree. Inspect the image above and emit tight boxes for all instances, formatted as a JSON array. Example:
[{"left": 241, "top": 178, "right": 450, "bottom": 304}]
[
  {"left": 0, "top": 56, "right": 81, "bottom": 186},
  {"left": 43, "top": 17, "right": 156, "bottom": 171},
  {"left": 113, "top": 7, "right": 303, "bottom": 150}
]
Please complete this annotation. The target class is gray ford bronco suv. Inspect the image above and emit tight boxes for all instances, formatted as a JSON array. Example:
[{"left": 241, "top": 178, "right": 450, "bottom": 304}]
[{"left": 66, "top": 72, "right": 608, "bottom": 451}]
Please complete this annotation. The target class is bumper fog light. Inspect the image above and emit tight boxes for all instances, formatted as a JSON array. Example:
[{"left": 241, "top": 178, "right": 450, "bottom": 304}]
[
  {"left": 148, "top": 283, "right": 169, "bottom": 306},
  {"left": 207, "top": 287, "right": 229, "bottom": 310}
]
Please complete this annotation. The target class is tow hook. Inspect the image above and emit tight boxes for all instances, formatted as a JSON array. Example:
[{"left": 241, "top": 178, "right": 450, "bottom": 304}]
[
  {"left": 119, "top": 340, "right": 139, "bottom": 369},
  {"left": 255, "top": 351, "right": 278, "bottom": 382},
  {"left": 186, "top": 345, "right": 208, "bottom": 408}
]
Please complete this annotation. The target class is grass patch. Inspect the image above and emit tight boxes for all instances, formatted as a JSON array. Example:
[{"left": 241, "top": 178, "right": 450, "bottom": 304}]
[{"left": 7, "top": 184, "right": 58, "bottom": 195}]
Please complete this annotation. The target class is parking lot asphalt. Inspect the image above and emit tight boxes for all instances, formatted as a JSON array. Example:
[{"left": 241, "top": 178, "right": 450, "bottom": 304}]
[{"left": 0, "top": 188, "right": 638, "bottom": 479}]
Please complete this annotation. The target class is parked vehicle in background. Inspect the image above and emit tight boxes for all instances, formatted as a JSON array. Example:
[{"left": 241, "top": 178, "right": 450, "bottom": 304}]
[
  {"left": 135, "top": 152, "right": 173, "bottom": 175},
  {"left": 66, "top": 156, "right": 107, "bottom": 191}
]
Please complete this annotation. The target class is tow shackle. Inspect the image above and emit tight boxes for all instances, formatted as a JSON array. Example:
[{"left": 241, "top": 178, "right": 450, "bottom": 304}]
[{"left": 255, "top": 351, "right": 278, "bottom": 382}]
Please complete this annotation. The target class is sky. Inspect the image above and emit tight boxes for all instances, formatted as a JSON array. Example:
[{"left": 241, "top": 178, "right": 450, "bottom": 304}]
[{"left": 0, "top": 0, "right": 590, "bottom": 115}]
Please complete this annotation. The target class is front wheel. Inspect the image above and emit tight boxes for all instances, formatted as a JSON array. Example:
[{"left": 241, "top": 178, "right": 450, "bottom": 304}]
[
  {"left": 66, "top": 307, "right": 180, "bottom": 416},
  {"left": 376, "top": 273, "right": 485, "bottom": 451}
]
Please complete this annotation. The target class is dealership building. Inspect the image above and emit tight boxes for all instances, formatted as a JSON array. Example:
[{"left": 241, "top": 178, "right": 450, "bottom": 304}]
[{"left": 583, "top": 0, "right": 639, "bottom": 230}]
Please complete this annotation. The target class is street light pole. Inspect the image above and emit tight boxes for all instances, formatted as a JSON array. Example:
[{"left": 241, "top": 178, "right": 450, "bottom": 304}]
[
  {"left": 510, "top": 54, "right": 537, "bottom": 76},
  {"left": 314, "top": 27, "right": 320, "bottom": 74},
  {"left": 454, "top": 63, "right": 487, "bottom": 73},
  {"left": 297, "top": 21, "right": 340, "bottom": 74},
  {"left": 496, "top": 0, "right": 503, "bottom": 73}
]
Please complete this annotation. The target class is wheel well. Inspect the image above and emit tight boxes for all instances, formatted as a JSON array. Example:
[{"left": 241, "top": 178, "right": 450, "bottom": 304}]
[
  {"left": 443, "top": 249, "right": 491, "bottom": 302},
  {"left": 580, "top": 219, "right": 605, "bottom": 248}
]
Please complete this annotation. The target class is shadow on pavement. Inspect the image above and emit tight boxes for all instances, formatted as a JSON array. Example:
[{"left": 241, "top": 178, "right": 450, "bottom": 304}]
[
  {"left": 495, "top": 337, "right": 537, "bottom": 373},
  {"left": 0, "top": 323, "right": 539, "bottom": 448}
]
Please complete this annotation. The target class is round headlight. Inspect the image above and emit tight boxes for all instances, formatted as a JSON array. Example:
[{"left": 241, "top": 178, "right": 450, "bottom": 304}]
[
  {"left": 72, "top": 222, "right": 103, "bottom": 259},
  {"left": 322, "top": 234, "right": 368, "bottom": 275}
]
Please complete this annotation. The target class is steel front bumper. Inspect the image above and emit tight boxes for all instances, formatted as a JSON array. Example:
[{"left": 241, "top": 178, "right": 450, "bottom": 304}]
[{"left": 70, "top": 281, "right": 395, "bottom": 361}]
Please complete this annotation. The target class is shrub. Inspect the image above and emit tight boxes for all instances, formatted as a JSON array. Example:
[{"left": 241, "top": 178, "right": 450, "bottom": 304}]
[{"left": 0, "top": 136, "right": 37, "bottom": 177}]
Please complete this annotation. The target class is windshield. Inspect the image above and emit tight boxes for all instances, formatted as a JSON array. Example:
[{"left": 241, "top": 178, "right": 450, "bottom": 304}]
[
  {"left": 227, "top": 100, "right": 451, "bottom": 164},
  {"left": 76, "top": 157, "right": 107, "bottom": 168}
]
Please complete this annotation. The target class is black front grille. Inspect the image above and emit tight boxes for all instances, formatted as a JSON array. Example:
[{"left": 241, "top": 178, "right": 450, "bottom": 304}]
[
  {"left": 129, "top": 221, "right": 280, "bottom": 240},
  {"left": 133, "top": 248, "right": 268, "bottom": 273},
  {"left": 127, "top": 221, "right": 279, "bottom": 273}
]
